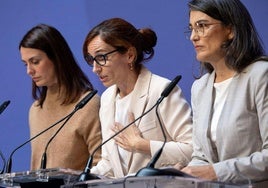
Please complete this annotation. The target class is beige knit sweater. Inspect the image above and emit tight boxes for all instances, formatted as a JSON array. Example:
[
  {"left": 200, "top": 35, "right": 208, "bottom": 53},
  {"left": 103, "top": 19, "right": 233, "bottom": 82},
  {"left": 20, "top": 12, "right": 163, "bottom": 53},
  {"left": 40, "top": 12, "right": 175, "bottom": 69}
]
[{"left": 29, "top": 92, "right": 102, "bottom": 171}]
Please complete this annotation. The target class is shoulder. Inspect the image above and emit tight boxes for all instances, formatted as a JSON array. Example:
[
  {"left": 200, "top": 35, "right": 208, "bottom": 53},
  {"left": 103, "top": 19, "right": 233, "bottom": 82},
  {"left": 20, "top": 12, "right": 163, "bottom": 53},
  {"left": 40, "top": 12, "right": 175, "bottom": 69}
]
[
  {"left": 240, "top": 61, "right": 268, "bottom": 83},
  {"left": 101, "top": 84, "right": 117, "bottom": 101},
  {"left": 191, "top": 73, "right": 211, "bottom": 92},
  {"left": 245, "top": 61, "right": 268, "bottom": 75},
  {"left": 29, "top": 100, "right": 40, "bottom": 115},
  {"left": 142, "top": 68, "right": 176, "bottom": 90}
]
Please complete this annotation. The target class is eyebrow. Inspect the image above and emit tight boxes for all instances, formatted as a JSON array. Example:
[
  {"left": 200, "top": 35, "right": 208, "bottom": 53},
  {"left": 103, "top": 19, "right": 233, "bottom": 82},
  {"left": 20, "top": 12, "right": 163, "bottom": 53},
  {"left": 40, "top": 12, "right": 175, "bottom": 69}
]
[
  {"left": 22, "top": 56, "right": 40, "bottom": 63},
  {"left": 189, "top": 19, "right": 210, "bottom": 26},
  {"left": 89, "top": 49, "right": 112, "bottom": 55}
]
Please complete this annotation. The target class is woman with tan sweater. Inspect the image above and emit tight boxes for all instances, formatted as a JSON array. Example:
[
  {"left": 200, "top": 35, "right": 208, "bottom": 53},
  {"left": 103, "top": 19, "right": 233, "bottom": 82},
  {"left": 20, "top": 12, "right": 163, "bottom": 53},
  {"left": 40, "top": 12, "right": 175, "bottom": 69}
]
[{"left": 19, "top": 24, "right": 102, "bottom": 171}]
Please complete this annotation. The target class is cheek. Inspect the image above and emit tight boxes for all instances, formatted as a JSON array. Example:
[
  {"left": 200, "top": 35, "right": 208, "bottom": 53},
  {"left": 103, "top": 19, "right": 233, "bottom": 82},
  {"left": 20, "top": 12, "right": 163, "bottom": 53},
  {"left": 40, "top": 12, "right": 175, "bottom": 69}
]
[
  {"left": 44, "top": 63, "right": 57, "bottom": 79},
  {"left": 205, "top": 36, "right": 225, "bottom": 55}
]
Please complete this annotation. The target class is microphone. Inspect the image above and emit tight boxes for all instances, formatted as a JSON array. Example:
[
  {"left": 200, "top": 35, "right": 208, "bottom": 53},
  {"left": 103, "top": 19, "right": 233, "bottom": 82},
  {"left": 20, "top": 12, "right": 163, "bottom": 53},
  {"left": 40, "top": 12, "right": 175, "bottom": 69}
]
[
  {"left": 0, "top": 100, "right": 10, "bottom": 115},
  {"left": 0, "top": 150, "right": 6, "bottom": 174},
  {"left": 5, "top": 90, "right": 97, "bottom": 173},
  {"left": 75, "top": 90, "right": 98, "bottom": 110},
  {"left": 40, "top": 90, "right": 97, "bottom": 169},
  {"left": 0, "top": 101, "right": 10, "bottom": 174},
  {"left": 78, "top": 75, "right": 182, "bottom": 182},
  {"left": 135, "top": 75, "right": 193, "bottom": 177},
  {"left": 160, "top": 75, "right": 182, "bottom": 98}
]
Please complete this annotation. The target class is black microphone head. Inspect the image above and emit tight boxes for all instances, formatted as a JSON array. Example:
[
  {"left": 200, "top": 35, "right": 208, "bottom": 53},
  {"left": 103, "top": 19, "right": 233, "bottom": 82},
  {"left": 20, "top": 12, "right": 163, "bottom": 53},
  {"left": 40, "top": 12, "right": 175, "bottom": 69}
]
[
  {"left": 75, "top": 90, "right": 97, "bottom": 110},
  {"left": 0, "top": 100, "right": 11, "bottom": 115},
  {"left": 161, "top": 75, "right": 182, "bottom": 98}
]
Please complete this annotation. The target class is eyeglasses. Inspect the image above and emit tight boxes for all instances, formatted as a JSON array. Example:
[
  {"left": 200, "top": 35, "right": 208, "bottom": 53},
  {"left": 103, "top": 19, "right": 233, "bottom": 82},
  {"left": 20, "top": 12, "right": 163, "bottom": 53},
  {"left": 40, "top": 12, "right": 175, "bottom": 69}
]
[
  {"left": 184, "top": 22, "right": 222, "bottom": 39},
  {"left": 85, "top": 49, "right": 119, "bottom": 67}
]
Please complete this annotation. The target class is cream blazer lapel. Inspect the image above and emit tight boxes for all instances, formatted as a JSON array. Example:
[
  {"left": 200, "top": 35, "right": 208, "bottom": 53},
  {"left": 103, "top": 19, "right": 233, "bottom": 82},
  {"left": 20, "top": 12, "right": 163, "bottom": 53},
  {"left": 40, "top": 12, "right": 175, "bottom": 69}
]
[
  {"left": 125, "top": 67, "right": 152, "bottom": 170},
  {"left": 100, "top": 85, "right": 124, "bottom": 177}
]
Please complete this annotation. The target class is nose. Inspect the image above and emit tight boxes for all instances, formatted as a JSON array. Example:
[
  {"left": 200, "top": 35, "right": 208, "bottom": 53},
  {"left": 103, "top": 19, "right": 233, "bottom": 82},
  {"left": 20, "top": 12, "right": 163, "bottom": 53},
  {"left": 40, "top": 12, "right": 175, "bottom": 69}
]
[
  {"left": 26, "top": 64, "right": 34, "bottom": 76},
  {"left": 92, "top": 62, "right": 102, "bottom": 75},
  {"left": 190, "top": 30, "right": 199, "bottom": 41}
]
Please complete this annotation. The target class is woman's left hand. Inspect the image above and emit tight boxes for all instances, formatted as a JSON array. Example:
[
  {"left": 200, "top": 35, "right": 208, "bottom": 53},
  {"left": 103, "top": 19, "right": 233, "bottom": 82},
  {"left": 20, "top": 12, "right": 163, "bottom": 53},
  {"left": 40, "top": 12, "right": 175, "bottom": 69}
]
[
  {"left": 112, "top": 113, "right": 150, "bottom": 153},
  {"left": 181, "top": 165, "right": 217, "bottom": 181},
  {"left": 112, "top": 112, "right": 143, "bottom": 152}
]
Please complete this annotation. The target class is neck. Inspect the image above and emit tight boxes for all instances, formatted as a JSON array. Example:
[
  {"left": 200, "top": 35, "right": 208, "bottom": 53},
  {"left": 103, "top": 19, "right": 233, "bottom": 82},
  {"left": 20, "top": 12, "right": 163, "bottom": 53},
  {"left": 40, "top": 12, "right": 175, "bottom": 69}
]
[
  {"left": 212, "top": 61, "right": 236, "bottom": 83},
  {"left": 117, "top": 71, "right": 138, "bottom": 98},
  {"left": 45, "top": 85, "right": 65, "bottom": 106}
]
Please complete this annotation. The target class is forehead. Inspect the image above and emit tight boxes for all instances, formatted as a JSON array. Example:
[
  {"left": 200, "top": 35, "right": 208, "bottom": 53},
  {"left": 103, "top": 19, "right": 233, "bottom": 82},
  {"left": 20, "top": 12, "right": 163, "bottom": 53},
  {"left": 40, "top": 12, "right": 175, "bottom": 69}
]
[
  {"left": 87, "top": 36, "right": 111, "bottom": 53},
  {"left": 20, "top": 47, "right": 46, "bottom": 59},
  {"left": 189, "top": 10, "right": 217, "bottom": 24}
]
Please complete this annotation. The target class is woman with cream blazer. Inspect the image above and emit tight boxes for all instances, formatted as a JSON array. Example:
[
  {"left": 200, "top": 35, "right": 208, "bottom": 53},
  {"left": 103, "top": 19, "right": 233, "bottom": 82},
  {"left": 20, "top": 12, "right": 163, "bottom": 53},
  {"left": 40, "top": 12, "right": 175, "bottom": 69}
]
[{"left": 91, "top": 67, "right": 193, "bottom": 178}]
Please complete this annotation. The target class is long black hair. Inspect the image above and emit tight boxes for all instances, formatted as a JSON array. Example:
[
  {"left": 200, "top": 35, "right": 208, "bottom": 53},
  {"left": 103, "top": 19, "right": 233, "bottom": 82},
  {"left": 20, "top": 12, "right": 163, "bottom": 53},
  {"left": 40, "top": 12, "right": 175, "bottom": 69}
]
[{"left": 188, "top": 0, "right": 267, "bottom": 73}]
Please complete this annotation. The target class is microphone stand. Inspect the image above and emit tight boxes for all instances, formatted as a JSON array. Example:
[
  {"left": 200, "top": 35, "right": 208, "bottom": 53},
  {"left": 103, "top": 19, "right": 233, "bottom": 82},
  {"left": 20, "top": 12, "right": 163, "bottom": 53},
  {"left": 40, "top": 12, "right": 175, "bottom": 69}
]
[
  {"left": 40, "top": 90, "right": 98, "bottom": 169},
  {"left": 0, "top": 100, "right": 10, "bottom": 174},
  {"left": 5, "top": 90, "right": 97, "bottom": 173},
  {"left": 135, "top": 104, "right": 192, "bottom": 177},
  {"left": 5, "top": 112, "right": 72, "bottom": 173},
  {"left": 78, "top": 75, "right": 183, "bottom": 182},
  {"left": 0, "top": 150, "right": 6, "bottom": 174},
  {"left": 78, "top": 101, "right": 160, "bottom": 181},
  {"left": 135, "top": 75, "right": 193, "bottom": 178},
  {"left": 40, "top": 110, "right": 76, "bottom": 169}
]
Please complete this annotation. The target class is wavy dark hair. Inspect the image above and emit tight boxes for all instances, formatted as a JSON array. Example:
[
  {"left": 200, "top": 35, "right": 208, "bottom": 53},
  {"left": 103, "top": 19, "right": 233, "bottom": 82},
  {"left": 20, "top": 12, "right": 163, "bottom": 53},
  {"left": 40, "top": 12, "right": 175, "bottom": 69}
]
[
  {"left": 188, "top": 0, "right": 268, "bottom": 74},
  {"left": 83, "top": 17, "right": 157, "bottom": 72},
  {"left": 19, "top": 24, "right": 93, "bottom": 107}
]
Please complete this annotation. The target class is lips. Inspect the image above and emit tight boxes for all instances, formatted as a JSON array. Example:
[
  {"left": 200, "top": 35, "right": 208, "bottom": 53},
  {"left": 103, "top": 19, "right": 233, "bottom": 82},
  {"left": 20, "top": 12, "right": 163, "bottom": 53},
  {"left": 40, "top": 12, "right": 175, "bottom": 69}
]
[
  {"left": 32, "top": 77, "right": 40, "bottom": 82},
  {"left": 194, "top": 45, "right": 202, "bottom": 50},
  {"left": 99, "top": 75, "right": 107, "bottom": 82}
]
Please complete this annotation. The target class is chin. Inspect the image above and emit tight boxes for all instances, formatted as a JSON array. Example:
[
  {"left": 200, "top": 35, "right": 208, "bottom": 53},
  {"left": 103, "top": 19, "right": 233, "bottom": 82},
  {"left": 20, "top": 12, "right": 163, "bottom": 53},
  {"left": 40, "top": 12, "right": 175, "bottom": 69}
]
[
  {"left": 103, "top": 82, "right": 112, "bottom": 88},
  {"left": 196, "top": 54, "right": 207, "bottom": 62}
]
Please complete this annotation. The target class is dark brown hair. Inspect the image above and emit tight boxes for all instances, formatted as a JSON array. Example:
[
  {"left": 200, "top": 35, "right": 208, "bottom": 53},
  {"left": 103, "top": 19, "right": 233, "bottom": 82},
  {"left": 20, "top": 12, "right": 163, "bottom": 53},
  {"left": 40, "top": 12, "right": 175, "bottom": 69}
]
[
  {"left": 19, "top": 24, "right": 93, "bottom": 107},
  {"left": 83, "top": 18, "right": 157, "bottom": 71}
]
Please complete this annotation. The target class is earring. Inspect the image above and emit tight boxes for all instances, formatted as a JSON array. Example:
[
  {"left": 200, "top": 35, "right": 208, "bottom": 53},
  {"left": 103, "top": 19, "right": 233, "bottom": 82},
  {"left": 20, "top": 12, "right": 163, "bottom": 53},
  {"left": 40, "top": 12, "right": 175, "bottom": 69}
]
[{"left": 129, "top": 62, "right": 134, "bottom": 71}]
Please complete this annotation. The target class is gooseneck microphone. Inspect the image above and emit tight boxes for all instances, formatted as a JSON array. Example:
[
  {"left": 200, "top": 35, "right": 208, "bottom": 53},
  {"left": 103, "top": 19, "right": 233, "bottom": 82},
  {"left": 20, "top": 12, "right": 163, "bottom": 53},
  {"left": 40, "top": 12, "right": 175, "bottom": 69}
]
[
  {"left": 0, "top": 150, "right": 6, "bottom": 174},
  {"left": 135, "top": 75, "right": 192, "bottom": 177},
  {"left": 0, "top": 100, "right": 10, "bottom": 115},
  {"left": 0, "top": 100, "right": 10, "bottom": 174},
  {"left": 78, "top": 75, "right": 182, "bottom": 182},
  {"left": 5, "top": 90, "right": 97, "bottom": 173},
  {"left": 5, "top": 110, "right": 71, "bottom": 173},
  {"left": 40, "top": 90, "right": 98, "bottom": 169}
]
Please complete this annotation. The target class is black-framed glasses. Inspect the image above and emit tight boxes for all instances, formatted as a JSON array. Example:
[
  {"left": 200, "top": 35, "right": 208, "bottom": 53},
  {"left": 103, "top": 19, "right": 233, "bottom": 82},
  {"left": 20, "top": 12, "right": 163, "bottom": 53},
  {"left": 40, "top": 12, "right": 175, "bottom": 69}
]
[
  {"left": 184, "top": 22, "right": 222, "bottom": 39},
  {"left": 84, "top": 49, "right": 119, "bottom": 67}
]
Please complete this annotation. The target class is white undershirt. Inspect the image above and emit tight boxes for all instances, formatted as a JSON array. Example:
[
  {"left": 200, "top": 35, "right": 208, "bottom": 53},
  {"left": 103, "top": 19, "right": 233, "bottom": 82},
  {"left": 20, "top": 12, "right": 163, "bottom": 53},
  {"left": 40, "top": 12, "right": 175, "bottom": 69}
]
[
  {"left": 210, "top": 78, "right": 233, "bottom": 143},
  {"left": 115, "top": 92, "right": 133, "bottom": 175}
]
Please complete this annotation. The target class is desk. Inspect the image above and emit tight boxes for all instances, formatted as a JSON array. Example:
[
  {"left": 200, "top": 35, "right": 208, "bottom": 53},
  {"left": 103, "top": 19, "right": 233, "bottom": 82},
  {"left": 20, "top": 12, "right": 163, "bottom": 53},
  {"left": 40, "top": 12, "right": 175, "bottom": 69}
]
[
  {"left": 0, "top": 168, "right": 80, "bottom": 188},
  {"left": 62, "top": 176, "right": 251, "bottom": 188}
]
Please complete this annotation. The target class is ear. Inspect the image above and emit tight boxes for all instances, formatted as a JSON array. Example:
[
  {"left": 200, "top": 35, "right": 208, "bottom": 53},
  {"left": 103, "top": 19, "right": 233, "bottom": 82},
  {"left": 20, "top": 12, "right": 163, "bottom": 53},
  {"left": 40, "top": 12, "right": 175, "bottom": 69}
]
[
  {"left": 227, "top": 25, "right": 234, "bottom": 40},
  {"left": 127, "top": 47, "right": 137, "bottom": 63}
]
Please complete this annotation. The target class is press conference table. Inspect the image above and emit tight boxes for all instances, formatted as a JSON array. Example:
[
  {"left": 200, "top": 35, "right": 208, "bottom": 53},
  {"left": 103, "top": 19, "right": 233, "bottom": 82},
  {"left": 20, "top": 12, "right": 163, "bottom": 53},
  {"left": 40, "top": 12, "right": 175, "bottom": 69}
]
[
  {"left": 0, "top": 168, "right": 267, "bottom": 188},
  {"left": 62, "top": 175, "right": 268, "bottom": 188}
]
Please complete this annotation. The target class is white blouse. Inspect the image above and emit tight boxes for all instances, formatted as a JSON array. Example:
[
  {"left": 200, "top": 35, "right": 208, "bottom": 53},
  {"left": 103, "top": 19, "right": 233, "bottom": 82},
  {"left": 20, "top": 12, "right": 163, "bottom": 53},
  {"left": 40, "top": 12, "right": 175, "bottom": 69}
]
[{"left": 211, "top": 77, "right": 233, "bottom": 143}]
